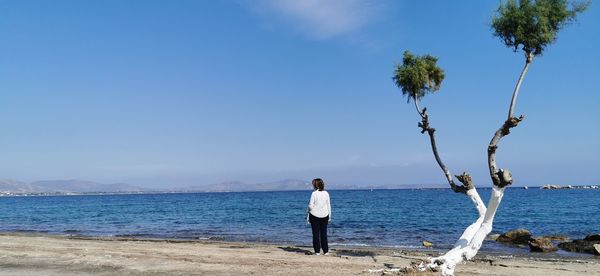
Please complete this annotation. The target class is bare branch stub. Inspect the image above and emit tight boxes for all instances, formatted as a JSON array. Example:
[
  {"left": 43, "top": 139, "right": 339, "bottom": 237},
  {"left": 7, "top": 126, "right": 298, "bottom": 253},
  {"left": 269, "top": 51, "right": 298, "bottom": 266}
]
[
  {"left": 418, "top": 107, "right": 434, "bottom": 134},
  {"left": 449, "top": 182, "right": 468, "bottom": 194},
  {"left": 496, "top": 169, "right": 513, "bottom": 188},
  {"left": 455, "top": 172, "right": 474, "bottom": 190},
  {"left": 501, "top": 115, "right": 524, "bottom": 136}
]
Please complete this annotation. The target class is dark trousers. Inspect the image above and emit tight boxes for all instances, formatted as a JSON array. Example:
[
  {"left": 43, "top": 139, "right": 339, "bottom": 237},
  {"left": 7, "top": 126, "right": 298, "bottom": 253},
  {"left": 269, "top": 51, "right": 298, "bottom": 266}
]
[{"left": 309, "top": 214, "right": 329, "bottom": 254}]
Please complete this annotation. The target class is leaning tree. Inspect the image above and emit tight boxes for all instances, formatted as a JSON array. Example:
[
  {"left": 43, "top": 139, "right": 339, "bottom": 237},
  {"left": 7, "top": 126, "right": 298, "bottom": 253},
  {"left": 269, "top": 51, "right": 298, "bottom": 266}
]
[{"left": 392, "top": 1, "right": 588, "bottom": 275}]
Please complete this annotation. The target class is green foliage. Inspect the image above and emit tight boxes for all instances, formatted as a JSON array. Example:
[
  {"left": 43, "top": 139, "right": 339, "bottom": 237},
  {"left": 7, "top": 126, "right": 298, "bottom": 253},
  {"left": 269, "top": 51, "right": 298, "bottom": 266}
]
[
  {"left": 492, "top": 0, "right": 589, "bottom": 57},
  {"left": 392, "top": 51, "right": 445, "bottom": 102}
]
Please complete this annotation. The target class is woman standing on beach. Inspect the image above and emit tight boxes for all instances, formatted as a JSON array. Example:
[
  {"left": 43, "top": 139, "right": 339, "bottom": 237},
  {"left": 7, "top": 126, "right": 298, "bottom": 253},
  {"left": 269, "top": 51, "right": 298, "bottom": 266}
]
[{"left": 307, "top": 178, "right": 331, "bottom": 255}]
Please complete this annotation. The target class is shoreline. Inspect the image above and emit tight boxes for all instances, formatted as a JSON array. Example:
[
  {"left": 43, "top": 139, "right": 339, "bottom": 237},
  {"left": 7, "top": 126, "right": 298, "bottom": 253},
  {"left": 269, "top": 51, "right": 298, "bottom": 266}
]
[
  {"left": 4, "top": 230, "right": 596, "bottom": 259},
  {"left": 0, "top": 232, "right": 598, "bottom": 275}
]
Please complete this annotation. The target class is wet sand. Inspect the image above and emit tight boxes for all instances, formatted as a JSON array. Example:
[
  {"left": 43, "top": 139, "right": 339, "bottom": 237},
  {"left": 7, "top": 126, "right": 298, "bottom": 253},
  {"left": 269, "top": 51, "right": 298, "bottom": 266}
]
[{"left": 0, "top": 233, "right": 598, "bottom": 275}]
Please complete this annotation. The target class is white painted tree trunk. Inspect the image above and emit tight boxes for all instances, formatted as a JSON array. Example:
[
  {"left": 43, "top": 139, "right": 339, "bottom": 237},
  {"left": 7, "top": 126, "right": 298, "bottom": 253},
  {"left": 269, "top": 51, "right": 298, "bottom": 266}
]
[
  {"left": 465, "top": 188, "right": 487, "bottom": 218},
  {"left": 420, "top": 56, "right": 533, "bottom": 275},
  {"left": 422, "top": 186, "right": 506, "bottom": 276},
  {"left": 410, "top": 97, "right": 499, "bottom": 276}
]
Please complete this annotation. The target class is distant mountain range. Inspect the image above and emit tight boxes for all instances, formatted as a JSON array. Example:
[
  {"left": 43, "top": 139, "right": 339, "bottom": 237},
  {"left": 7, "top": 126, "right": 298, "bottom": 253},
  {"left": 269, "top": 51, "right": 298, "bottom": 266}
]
[
  {"left": 0, "top": 179, "right": 145, "bottom": 195},
  {"left": 1, "top": 178, "right": 318, "bottom": 195},
  {"left": 0, "top": 178, "right": 449, "bottom": 195},
  {"left": 181, "top": 179, "right": 313, "bottom": 192},
  {"left": 178, "top": 179, "right": 445, "bottom": 192}
]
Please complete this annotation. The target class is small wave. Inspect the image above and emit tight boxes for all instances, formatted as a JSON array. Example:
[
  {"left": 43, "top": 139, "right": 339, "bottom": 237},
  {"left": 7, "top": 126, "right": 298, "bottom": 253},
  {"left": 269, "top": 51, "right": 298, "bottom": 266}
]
[
  {"left": 114, "top": 233, "right": 160, "bottom": 238},
  {"left": 388, "top": 244, "right": 425, "bottom": 249},
  {"left": 12, "top": 229, "right": 50, "bottom": 234},
  {"left": 330, "top": 242, "right": 371, "bottom": 247}
]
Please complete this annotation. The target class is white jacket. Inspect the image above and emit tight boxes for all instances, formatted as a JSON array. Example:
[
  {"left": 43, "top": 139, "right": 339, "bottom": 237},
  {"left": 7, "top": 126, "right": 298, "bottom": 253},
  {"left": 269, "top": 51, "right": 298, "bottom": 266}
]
[{"left": 307, "top": 190, "right": 331, "bottom": 219}]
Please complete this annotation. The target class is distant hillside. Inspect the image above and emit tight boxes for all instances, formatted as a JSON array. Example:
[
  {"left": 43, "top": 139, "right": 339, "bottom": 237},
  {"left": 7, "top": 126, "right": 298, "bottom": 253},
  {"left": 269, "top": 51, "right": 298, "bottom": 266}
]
[
  {"left": 182, "top": 179, "right": 312, "bottom": 192},
  {"left": 1, "top": 178, "right": 453, "bottom": 195},
  {"left": 0, "top": 179, "right": 44, "bottom": 193},
  {"left": 0, "top": 179, "right": 145, "bottom": 195},
  {"left": 179, "top": 179, "right": 442, "bottom": 192}
]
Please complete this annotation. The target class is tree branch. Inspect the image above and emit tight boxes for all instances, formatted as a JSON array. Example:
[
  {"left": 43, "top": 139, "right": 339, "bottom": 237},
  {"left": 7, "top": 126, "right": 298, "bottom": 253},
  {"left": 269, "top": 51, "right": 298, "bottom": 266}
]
[
  {"left": 489, "top": 56, "right": 533, "bottom": 188},
  {"left": 488, "top": 115, "right": 524, "bottom": 187},
  {"left": 414, "top": 98, "right": 474, "bottom": 194},
  {"left": 413, "top": 97, "right": 425, "bottom": 119},
  {"left": 508, "top": 53, "right": 533, "bottom": 119}
]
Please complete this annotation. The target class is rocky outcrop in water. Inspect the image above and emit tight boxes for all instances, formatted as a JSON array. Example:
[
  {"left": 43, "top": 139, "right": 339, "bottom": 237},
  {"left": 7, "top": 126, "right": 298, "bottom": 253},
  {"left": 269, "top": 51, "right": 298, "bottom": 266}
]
[
  {"left": 529, "top": 237, "right": 557, "bottom": 252},
  {"left": 558, "top": 234, "right": 600, "bottom": 255},
  {"left": 585, "top": 234, "right": 600, "bottom": 241},
  {"left": 495, "top": 231, "right": 600, "bottom": 254},
  {"left": 486, "top": 234, "right": 500, "bottom": 241},
  {"left": 540, "top": 184, "right": 599, "bottom": 189},
  {"left": 497, "top": 229, "right": 532, "bottom": 245},
  {"left": 541, "top": 235, "right": 570, "bottom": 242},
  {"left": 541, "top": 185, "right": 562, "bottom": 189}
]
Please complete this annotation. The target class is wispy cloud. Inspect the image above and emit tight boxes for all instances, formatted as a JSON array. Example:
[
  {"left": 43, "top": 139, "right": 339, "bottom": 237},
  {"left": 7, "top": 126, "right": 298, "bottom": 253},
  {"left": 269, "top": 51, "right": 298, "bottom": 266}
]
[{"left": 249, "top": 0, "right": 388, "bottom": 39}]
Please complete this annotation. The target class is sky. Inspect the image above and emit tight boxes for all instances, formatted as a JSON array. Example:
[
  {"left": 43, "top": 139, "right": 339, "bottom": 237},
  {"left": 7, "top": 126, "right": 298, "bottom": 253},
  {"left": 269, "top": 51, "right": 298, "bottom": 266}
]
[{"left": 0, "top": 0, "right": 598, "bottom": 188}]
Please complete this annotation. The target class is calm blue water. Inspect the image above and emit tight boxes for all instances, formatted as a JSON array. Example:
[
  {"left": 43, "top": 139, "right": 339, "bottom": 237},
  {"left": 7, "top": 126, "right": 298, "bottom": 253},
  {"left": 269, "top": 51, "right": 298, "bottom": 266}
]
[{"left": 1, "top": 188, "right": 598, "bottom": 254}]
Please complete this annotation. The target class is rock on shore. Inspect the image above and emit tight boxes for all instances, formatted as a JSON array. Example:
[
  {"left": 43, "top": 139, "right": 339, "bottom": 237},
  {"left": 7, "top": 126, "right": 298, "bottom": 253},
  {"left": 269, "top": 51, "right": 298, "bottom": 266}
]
[
  {"left": 558, "top": 234, "right": 600, "bottom": 255},
  {"left": 497, "top": 229, "right": 532, "bottom": 245},
  {"left": 529, "top": 237, "right": 557, "bottom": 252}
]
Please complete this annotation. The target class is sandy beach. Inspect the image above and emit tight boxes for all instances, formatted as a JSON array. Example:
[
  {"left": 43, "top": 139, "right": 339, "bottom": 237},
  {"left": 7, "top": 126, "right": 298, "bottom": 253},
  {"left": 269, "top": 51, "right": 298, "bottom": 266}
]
[{"left": 0, "top": 233, "right": 597, "bottom": 275}]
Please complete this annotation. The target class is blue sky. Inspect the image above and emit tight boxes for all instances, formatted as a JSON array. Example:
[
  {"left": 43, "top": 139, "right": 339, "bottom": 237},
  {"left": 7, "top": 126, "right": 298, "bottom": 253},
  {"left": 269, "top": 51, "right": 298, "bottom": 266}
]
[{"left": 1, "top": 0, "right": 598, "bottom": 188}]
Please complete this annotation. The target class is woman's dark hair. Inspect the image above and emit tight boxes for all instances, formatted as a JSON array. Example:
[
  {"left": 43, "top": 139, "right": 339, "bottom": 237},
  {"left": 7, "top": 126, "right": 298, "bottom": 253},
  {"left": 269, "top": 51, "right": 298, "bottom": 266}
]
[{"left": 312, "top": 178, "right": 325, "bottom": 191}]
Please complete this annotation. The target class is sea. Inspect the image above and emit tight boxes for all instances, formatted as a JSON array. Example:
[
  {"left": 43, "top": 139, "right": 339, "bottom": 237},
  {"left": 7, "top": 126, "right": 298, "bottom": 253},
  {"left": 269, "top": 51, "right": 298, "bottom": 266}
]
[{"left": 1, "top": 188, "right": 598, "bottom": 255}]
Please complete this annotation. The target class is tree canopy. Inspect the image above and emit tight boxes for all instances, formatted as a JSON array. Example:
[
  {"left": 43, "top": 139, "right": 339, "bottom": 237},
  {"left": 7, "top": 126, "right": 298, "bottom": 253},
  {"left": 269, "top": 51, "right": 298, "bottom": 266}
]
[
  {"left": 491, "top": 0, "right": 589, "bottom": 57},
  {"left": 392, "top": 51, "right": 445, "bottom": 103}
]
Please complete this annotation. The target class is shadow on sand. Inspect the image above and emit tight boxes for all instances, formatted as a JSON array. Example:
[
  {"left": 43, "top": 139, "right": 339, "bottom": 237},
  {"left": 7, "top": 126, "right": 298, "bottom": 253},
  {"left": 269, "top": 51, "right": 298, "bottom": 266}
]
[
  {"left": 277, "top": 246, "right": 313, "bottom": 255},
  {"left": 335, "top": 249, "right": 376, "bottom": 257}
]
